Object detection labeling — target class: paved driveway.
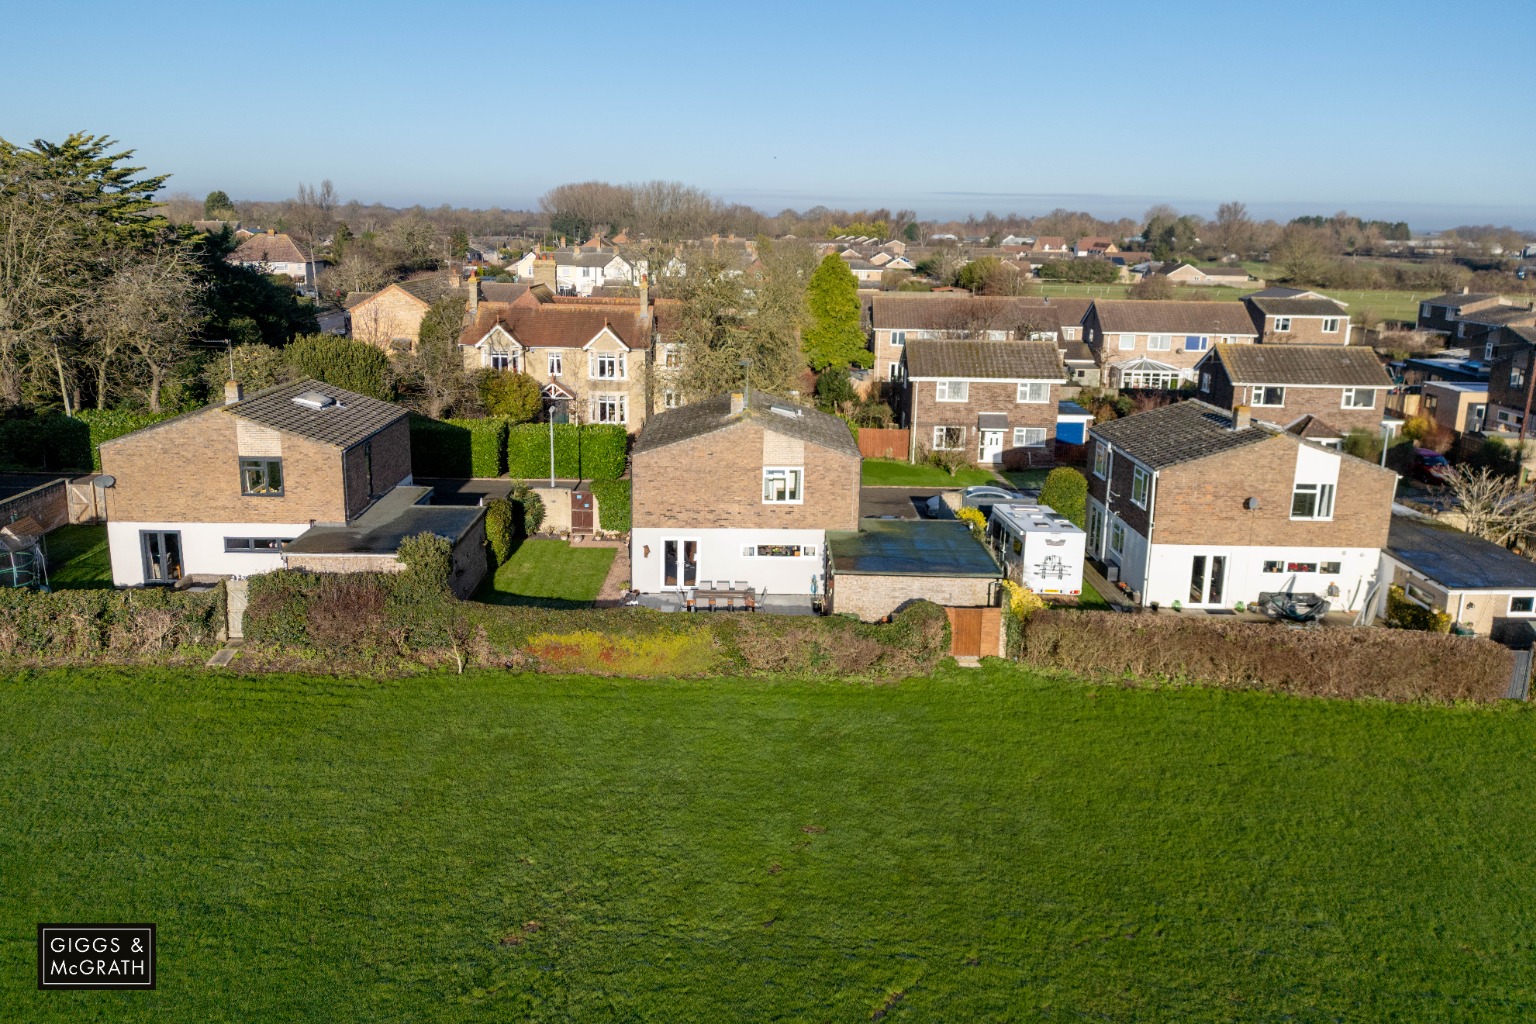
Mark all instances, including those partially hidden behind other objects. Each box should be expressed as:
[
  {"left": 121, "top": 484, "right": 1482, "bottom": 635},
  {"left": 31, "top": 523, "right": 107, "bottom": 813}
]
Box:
[{"left": 860, "top": 486, "right": 950, "bottom": 520}]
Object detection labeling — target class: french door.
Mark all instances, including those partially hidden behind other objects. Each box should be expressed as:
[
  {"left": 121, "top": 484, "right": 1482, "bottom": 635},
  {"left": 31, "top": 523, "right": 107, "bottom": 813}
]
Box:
[
  {"left": 662, "top": 538, "right": 699, "bottom": 590},
  {"left": 141, "top": 530, "right": 184, "bottom": 583},
  {"left": 1188, "top": 554, "right": 1226, "bottom": 607}
]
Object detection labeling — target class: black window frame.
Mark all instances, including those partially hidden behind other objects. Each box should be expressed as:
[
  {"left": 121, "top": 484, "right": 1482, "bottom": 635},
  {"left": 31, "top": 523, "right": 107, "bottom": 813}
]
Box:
[
  {"left": 224, "top": 537, "right": 289, "bottom": 553},
  {"left": 240, "top": 457, "right": 285, "bottom": 497}
]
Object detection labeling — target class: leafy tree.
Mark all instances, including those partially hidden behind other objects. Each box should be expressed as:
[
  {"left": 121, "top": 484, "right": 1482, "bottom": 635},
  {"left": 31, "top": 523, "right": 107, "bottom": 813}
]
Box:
[
  {"left": 1038, "top": 468, "right": 1087, "bottom": 528},
  {"left": 201, "top": 342, "right": 294, "bottom": 399},
  {"left": 450, "top": 227, "right": 469, "bottom": 261},
  {"left": 1038, "top": 259, "right": 1119, "bottom": 283},
  {"left": 902, "top": 222, "right": 921, "bottom": 242},
  {"left": 286, "top": 334, "right": 394, "bottom": 399},
  {"left": 190, "top": 228, "right": 318, "bottom": 344},
  {"left": 203, "top": 190, "right": 233, "bottom": 218},
  {"left": 1128, "top": 274, "right": 1176, "bottom": 300},
  {"left": 478, "top": 370, "right": 541, "bottom": 423},
  {"left": 814, "top": 366, "right": 857, "bottom": 412},
  {"left": 956, "top": 256, "right": 1001, "bottom": 293},
  {"left": 803, "top": 254, "right": 870, "bottom": 371},
  {"left": 483, "top": 497, "right": 516, "bottom": 565}
]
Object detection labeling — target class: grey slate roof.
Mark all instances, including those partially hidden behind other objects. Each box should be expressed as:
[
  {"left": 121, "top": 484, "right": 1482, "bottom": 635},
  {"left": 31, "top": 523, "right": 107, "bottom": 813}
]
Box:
[
  {"left": 1089, "top": 399, "right": 1274, "bottom": 470},
  {"left": 1089, "top": 300, "right": 1259, "bottom": 336},
  {"left": 477, "top": 281, "right": 531, "bottom": 303},
  {"left": 632, "top": 392, "right": 859, "bottom": 458},
  {"left": 1388, "top": 515, "right": 1536, "bottom": 591},
  {"left": 1211, "top": 344, "right": 1390, "bottom": 387},
  {"left": 1245, "top": 296, "right": 1350, "bottom": 317},
  {"left": 904, "top": 339, "right": 1063, "bottom": 380},
  {"left": 1458, "top": 305, "right": 1536, "bottom": 327},
  {"left": 396, "top": 277, "right": 453, "bottom": 304},
  {"left": 828, "top": 520, "right": 1002, "bottom": 578},
  {"left": 1423, "top": 292, "right": 1500, "bottom": 308},
  {"left": 226, "top": 379, "right": 407, "bottom": 449}
]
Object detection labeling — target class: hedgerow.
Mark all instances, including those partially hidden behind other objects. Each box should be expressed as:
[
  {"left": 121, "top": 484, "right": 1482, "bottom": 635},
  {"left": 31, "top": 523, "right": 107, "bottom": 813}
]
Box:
[
  {"left": 591, "top": 480, "right": 631, "bottom": 533},
  {"left": 0, "top": 585, "right": 225, "bottom": 659}
]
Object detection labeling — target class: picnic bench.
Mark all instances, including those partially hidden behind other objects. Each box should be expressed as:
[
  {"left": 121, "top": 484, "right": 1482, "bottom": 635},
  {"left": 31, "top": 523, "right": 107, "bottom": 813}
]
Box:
[{"left": 684, "top": 581, "right": 758, "bottom": 612}]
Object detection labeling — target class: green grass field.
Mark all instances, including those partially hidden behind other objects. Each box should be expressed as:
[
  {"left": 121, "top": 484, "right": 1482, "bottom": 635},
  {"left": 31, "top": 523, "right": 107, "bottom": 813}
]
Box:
[
  {"left": 43, "top": 523, "right": 112, "bottom": 589},
  {"left": 476, "top": 538, "right": 615, "bottom": 608},
  {"left": 862, "top": 458, "right": 997, "bottom": 487},
  {"left": 3, "top": 665, "right": 1535, "bottom": 1021}
]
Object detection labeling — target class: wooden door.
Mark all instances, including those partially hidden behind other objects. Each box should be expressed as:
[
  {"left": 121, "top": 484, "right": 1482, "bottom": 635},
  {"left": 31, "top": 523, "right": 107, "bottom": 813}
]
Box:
[
  {"left": 947, "top": 607, "right": 983, "bottom": 657},
  {"left": 571, "top": 490, "right": 594, "bottom": 532}
]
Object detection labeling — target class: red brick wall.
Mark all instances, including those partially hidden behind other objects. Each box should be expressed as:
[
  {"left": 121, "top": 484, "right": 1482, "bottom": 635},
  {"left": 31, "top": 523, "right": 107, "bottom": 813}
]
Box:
[{"left": 909, "top": 379, "right": 1057, "bottom": 460}]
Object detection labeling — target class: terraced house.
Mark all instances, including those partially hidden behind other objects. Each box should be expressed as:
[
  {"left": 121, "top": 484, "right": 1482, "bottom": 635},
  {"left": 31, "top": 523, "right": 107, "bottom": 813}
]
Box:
[
  {"left": 1194, "top": 344, "right": 1393, "bottom": 444},
  {"left": 1241, "top": 288, "right": 1353, "bottom": 344},
  {"left": 1082, "top": 299, "right": 1258, "bottom": 388},
  {"left": 866, "top": 294, "right": 1089, "bottom": 384},
  {"left": 1085, "top": 400, "right": 1396, "bottom": 613},
  {"left": 901, "top": 339, "right": 1064, "bottom": 466}
]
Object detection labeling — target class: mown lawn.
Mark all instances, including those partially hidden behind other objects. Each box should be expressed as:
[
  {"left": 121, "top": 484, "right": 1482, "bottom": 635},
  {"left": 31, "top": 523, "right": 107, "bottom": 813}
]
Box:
[
  {"left": 3, "top": 665, "right": 1536, "bottom": 1021},
  {"left": 862, "top": 457, "right": 996, "bottom": 487},
  {"left": 476, "top": 538, "right": 615, "bottom": 608},
  {"left": 43, "top": 523, "right": 112, "bottom": 589}
]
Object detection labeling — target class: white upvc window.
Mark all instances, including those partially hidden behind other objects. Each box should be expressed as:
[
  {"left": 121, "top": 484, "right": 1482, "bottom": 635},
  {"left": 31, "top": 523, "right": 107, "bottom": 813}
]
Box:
[
  {"left": 1109, "top": 519, "right": 1125, "bottom": 555},
  {"left": 933, "top": 426, "right": 965, "bottom": 450},
  {"left": 1016, "top": 381, "right": 1049, "bottom": 403},
  {"left": 590, "top": 352, "right": 627, "bottom": 380},
  {"left": 936, "top": 380, "right": 969, "bottom": 402},
  {"left": 1273, "top": 317, "right": 1292, "bottom": 332},
  {"left": 663, "top": 388, "right": 680, "bottom": 409},
  {"left": 1341, "top": 387, "right": 1376, "bottom": 409},
  {"left": 1290, "top": 482, "right": 1335, "bottom": 520},
  {"left": 1322, "top": 317, "right": 1341, "bottom": 333},
  {"left": 1253, "top": 385, "right": 1285, "bottom": 407},
  {"left": 547, "top": 353, "right": 562, "bottom": 376},
  {"left": 1117, "top": 333, "right": 1135, "bottom": 351},
  {"left": 1093, "top": 442, "right": 1108, "bottom": 478},
  {"left": 1131, "top": 465, "right": 1149, "bottom": 507},
  {"left": 890, "top": 331, "right": 906, "bottom": 347},
  {"left": 1013, "top": 427, "right": 1047, "bottom": 448},
  {"left": 1147, "top": 334, "right": 1172, "bottom": 352},
  {"left": 590, "top": 393, "right": 627, "bottom": 424},
  {"left": 762, "top": 466, "right": 804, "bottom": 504},
  {"left": 1419, "top": 302, "right": 1431, "bottom": 319},
  {"left": 489, "top": 351, "right": 513, "bottom": 371},
  {"left": 887, "top": 362, "right": 902, "bottom": 381},
  {"left": 1509, "top": 595, "right": 1536, "bottom": 616}
]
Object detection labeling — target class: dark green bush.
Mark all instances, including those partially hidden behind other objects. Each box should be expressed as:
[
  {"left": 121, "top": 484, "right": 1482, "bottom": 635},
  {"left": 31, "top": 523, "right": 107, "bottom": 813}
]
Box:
[
  {"left": 396, "top": 533, "right": 454, "bottom": 600},
  {"left": 510, "top": 482, "right": 545, "bottom": 536},
  {"left": 484, "top": 498, "right": 515, "bottom": 564},
  {"left": 591, "top": 480, "right": 631, "bottom": 532},
  {"left": 409, "top": 415, "right": 472, "bottom": 477},
  {"left": 445, "top": 417, "right": 507, "bottom": 477},
  {"left": 0, "top": 585, "right": 224, "bottom": 658},
  {"left": 0, "top": 412, "right": 91, "bottom": 472},
  {"left": 1385, "top": 585, "right": 1452, "bottom": 633},
  {"left": 286, "top": 334, "right": 395, "bottom": 399},
  {"left": 77, "top": 409, "right": 177, "bottom": 470},
  {"left": 1038, "top": 467, "right": 1087, "bottom": 527},
  {"left": 505, "top": 424, "right": 628, "bottom": 480}
]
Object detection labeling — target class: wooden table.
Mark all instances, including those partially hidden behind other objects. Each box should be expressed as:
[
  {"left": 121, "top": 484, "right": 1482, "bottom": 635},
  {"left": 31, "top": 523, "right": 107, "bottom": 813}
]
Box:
[{"left": 686, "top": 588, "right": 757, "bottom": 612}]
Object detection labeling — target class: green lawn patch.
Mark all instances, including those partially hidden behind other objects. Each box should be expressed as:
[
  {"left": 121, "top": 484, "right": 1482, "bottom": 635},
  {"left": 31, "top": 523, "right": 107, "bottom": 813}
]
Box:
[
  {"left": 476, "top": 538, "right": 615, "bottom": 608},
  {"left": 1071, "top": 582, "right": 1112, "bottom": 610},
  {"left": 2, "top": 665, "right": 1535, "bottom": 1020},
  {"left": 999, "top": 468, "right": 1051, "bottom": 490},
  {"left": 862, "top": 457, "right": 996, "bottom": 487},
  {"left": 43, "top": 524, "right": 112, "bottom": 590}
]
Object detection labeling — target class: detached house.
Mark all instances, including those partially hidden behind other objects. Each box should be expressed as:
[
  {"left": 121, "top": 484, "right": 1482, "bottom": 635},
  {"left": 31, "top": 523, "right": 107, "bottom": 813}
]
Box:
[
  {"left": 1194, "top": 344, "right": 1393, "bottom": 442},
  {"left": 902, "top": 340, "right": 1063, "bottom": 465},
  {"left": 226, "top": 230, "right": 320, "bottom": 283},
  {"left": 866, "top": 294, "right": 1088, "bottom": 384},
  {"left": 1085, "top": 400, "right": 1396, "bottom": 612},
  {"left": 630, "top": 392, "right": 860, "bottom": 598},
  {"left": 1082, "top": 300, "right": 1258, "bottom": 388},
  {"left": 1417, "top": 290, "right": 1510, "bottom": 335},
  {"left": 349, "top": 276, "right": 454, "bottom": 353},
  {"left": 554, "top": 248, "right": 635, "bottom": 296},
  {"left": 98, "top": 379, "right": 487, "bottom": 596},
  {"left": 1242, "top": 290, "right": 1352, "bottom": 344}
]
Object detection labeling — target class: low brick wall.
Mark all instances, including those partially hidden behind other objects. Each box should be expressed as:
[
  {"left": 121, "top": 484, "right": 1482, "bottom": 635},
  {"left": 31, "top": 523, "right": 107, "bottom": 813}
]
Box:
[
  {"left": 831, "top": 573, "right": 998, "bottom": 623},
  {"left": 531, "top": 486, "right": 571, "bottom": 533},
  {"left": 0, "top": 478, "right": 68, "bottom": 532}
]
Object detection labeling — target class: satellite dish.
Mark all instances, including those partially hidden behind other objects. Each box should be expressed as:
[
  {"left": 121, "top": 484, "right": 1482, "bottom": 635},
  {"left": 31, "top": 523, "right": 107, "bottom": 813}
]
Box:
[{"left": 95, "top": 475, "right": 116, "bottom": 488}]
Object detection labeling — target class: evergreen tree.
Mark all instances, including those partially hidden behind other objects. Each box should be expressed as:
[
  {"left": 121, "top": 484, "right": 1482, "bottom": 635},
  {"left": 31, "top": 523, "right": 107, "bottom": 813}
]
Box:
[
  {"left": 204, "top": 190, "right": 233, "bottom": 218},
  {"left": 802, "top": 254, "right": 871, "bottom": 371},
  {"left": 286, "top": 334, "right": 394, "bottom": 399},
  {"left": 1038, "top": 467, "right": 1087, "bottom": 528}
]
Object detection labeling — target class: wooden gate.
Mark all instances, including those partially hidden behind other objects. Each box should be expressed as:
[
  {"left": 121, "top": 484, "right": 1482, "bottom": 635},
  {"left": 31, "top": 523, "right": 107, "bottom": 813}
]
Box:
[
  {"left": 857, "top": 428, "right": 911, "bottom": 460},
  {"left": 946, "top": 606, "right": 1000, "bottom": 658},
  {"left": 571, "top": 490, "right": 594, "bottom": 532}
]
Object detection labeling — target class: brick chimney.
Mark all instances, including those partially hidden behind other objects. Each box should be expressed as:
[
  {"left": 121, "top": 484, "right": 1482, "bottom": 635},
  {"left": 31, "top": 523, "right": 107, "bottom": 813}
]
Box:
[
  {"left": 224, "top": 380, "right": 244, "bottom": 405},
  {"left": 1232, "top": 404, "right": 1251, "bottom": 431},
  {"left": 467, "top": 273, "right": 478, "bottom": 317},
  {"left": 730, "top": 392, "right": 746, "bottom": 415}
]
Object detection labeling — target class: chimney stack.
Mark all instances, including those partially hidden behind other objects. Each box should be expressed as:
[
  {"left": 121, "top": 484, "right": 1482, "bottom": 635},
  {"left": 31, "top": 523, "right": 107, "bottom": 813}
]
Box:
[
  {"left": 1232, "top": 404, "right": 1251, "bottom": 431},
  {"left": 730, "top": 392, "right": 746, "bottom": 415},
  {"left": 638, "top": 273, "right": 651, "bottom": 333},
  {"left": 225, "top": 380, "right": 244, "bottom": 405},
  {"left": 467, "top": 273, "right": 478, "bottom": 317}
]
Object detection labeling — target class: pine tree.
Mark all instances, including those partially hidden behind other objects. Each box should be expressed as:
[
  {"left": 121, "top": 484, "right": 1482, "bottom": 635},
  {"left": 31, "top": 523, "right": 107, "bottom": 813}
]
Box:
[{"left": 802, "top": 254, "right": 871, "bottom": 371}]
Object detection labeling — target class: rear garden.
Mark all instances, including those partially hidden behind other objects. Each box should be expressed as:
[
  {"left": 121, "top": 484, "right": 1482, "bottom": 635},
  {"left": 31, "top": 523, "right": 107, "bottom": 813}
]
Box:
[
  {"left": 2, "top": 664, "right": 1533, "bottom": 1021},
  {"left": 476, "top": 538, "right": 616, "bottom": 608}
]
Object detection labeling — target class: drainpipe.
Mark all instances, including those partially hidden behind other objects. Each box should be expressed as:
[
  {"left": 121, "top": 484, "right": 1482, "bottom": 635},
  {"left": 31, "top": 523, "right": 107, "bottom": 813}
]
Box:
[
  {"left": 1456, "top": 591, "right": 1466, "bottom": 631},
  {"left": 1141, "top": 469, "right": 1157, "bottom": 606}
]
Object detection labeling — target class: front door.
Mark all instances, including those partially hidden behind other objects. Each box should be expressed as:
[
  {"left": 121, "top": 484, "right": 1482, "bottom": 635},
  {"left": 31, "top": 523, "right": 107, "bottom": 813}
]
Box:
[
  {"left": 662, "top": 538, "right": 699, "bottom": 590},
  {"left": 979, "top": 429, "right": 1005, "bottom": 465},
  {"left": 141, "top": 530, "right": 183, "bottom": 584},
  {"left": 1188, "top": 554, "right": 1227, "bottom": 607},
  {"left": 572, "top": 490, "right": 593, "bottom": 532}
]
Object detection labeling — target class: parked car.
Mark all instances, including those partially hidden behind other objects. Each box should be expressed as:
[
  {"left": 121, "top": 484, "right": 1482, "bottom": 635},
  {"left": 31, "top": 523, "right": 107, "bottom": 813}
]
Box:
[
  {"left": 1411, "top": 448, "right": 1458, "bottom": 486},
  {"left": 960, "top": 485, "right": 1025, "bottom": 507}
]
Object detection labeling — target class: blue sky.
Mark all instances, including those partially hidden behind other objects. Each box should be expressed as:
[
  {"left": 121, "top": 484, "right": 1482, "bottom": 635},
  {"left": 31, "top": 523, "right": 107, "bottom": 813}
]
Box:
[{"left": 5, "top": 0, "right": 1534, "bottom": 228}]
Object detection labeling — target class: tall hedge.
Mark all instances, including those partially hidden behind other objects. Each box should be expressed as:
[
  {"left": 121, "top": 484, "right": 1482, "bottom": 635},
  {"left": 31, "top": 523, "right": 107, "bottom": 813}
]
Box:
[
  {"left": 506, "top": 423, "right": 628, "bottom": 480},
  {"left": 408, "top": 415, "right": 506, "bottom": 478},
  {"left": 591, "top": 480, "right": 631, "bottom": 532},
  {"left": 286, "top": 334, "right": 395, "bottom": 400},
  {"left": 77, "top": 409, "right": 178, "bottom": 471}
]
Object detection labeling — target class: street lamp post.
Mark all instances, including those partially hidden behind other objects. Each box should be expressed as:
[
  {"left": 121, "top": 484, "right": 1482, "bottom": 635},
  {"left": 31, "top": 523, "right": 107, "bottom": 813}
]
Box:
[{"left": 738, "top": 358, "right": 752, "bottom": 408}]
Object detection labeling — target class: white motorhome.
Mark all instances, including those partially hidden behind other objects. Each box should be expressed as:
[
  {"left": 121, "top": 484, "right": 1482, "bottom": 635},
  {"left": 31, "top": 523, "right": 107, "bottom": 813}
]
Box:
[{"left": 988, "top": 503, "right": 1085, "bottom": 597}]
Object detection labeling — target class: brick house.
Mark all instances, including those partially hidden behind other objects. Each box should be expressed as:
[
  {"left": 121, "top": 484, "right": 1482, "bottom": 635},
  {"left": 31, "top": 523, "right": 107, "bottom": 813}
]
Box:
[
  {"left": 226, "top": 230, "right": 320, "bottom": 283},
  {"left": 902, "top": 339, "right": 1063, "bottom": 465},
  {"left": 98, "top": 379, "right": 487, "bottom": 595},
  {"left": 458, "top": 287, "right": 667, "bottom": 430},
  {"left": 1482, "top": 326, "right": 1536, "bottom": 433},
  {"left": 1194, "top": 344, "right": 1393, "bottom": 442},
  {"left": 866, "top": 294, "right": 1088, "bottom": 385},
  {"left": 349, "top": 276, "right": 454, "bottom": 353},
  {"left": 629, "top": 391, "right": 860, "bottom": 598},
  {"left": 1082, "top": 300, "right": 1258, "bottom": 388},
  {"left": 1242, "top": 290, "right": 1352, "bottom": 344},
  {"left": 1155, "top": 263, "right": 1260, "bottom": 288},
  {"left": 1417, "top": 290, "right": 1510, "bottom": 335},
  {"left": 1085, "top": 400, "right": 1396, "bottom": 612}
]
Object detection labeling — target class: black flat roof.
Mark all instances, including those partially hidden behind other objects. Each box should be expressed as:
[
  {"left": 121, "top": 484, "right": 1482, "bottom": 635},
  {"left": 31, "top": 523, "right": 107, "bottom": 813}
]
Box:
[
  {"left": 828, "top": 520, "right": 1001, "bottom": 577},
  {"left": 284, "top": 485, "right": 484, "bottom": 555},
  {"left": 1387, "top": 515, "right": 1536, "bottom": 591}
]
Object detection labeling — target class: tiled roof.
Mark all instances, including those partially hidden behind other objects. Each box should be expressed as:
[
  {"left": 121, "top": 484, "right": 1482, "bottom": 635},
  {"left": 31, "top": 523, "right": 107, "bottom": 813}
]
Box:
[
  {"left": 1458, "top": 305, "right": 1536, "bottom": 327},
  {"left": 1388, "top": 514, "right": 1536, "bottom": 590},
  {"left": 1089, "top": 300, "right": 1259, "bottom": 336},
  {"left": 1288, "top": 414, "right": 1343, "bottom": 440},
  {"left": 1245, "top": 296, "right": 1350, "bottom": 317},
  {"left": 1211, "top": 344, "right": 1390, "bottom": 387},
  {"left": 904, "top": 339, "right": 1063, "bottom": 380},
  {"left": 1060, "top": 341, "right": 1096, "bottom": 363},
  {"left": 229, "top": 232, "right": 308, "bottom": 265},
  {"left": 225, "top": 379, "right": 407, "bottom": 449},
  {"left": 1089, "top": 399, "right": 1274, "bottom": 470},
  {"left": 397, "top": 277, "right": 453, "bottom": 303},
  {"left": 1197, "top": 265, "right": 1251, "bottom": 277},
  {"left": 870, "top": 294, "right": 1089, "bottom": 331},
  {"left": 555, "top": 250, "right": 625, "bottom": 268},
  {"left": 477, "top": 281, "right": 532, "bottom": 303},
  {"left": 1245, "top": 286, "right": 1331, "bottom": 301},
  {"left": 633, "top": 392, "right": 859, "bottom": 457},
  {"left": 1422, "top": 292, "right": 1500, "bottom": 308},
  {"left": 460, "top": 298, "right": 655, "bottom": 350}
]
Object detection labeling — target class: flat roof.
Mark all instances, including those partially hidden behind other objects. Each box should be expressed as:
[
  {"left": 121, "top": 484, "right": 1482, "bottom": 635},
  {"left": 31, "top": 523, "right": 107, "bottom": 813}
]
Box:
[
  {"left": 284, "top": 485, "right": 485, "bottom": 555},
  {"left": 1387, "top": 514, "right": 1536, "bottom": 591},
  {"left": 991, "top": 503, "right": 1084, "bottom": 536},
  {"left": 827, "top": 520, "right": 1002, "bottom": 578},
  {"left": 1422, "top": 381, "right": 1489, "bottom": 393}
]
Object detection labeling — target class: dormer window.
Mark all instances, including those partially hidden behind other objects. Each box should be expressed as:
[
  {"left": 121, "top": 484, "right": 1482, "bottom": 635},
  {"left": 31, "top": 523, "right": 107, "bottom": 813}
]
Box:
[{"left": 591, "top": 352, "right": 626, "bottom": 379}]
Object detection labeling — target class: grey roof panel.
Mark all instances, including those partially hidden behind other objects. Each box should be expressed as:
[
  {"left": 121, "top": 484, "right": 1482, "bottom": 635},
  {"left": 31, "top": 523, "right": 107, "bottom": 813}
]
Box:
[
  {"left": 1213, "top": 344, "right": 1391, "bottom": 387},
  {"left": 285, "top": 485, "right": 485, "bottom": 554},
  {"left": 227, "top": 378, "right": 407, "bottom": 449},
  {"left": 828, "top": 520, "right": 1002, "bottom": 577},
  {"left": 1388, "top": 515, "right": 1536, "bottom": 590},
  {"left": 633, "top": 392, "right": 859, "bottom": 457},
  {"left": 905, "top": 339, "right": 1063, "bottom": 380},
  {"left": 1089, "top": 399, "right": 1274, "bottom": 469}
]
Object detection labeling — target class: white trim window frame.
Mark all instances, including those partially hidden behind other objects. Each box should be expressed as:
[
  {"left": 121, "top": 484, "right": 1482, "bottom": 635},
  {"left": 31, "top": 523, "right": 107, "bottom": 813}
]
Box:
[
  {"left": 1117, "top": 333, "right": 1135, "bottom": 351},
  {"left": 1147, "top": 334, "right": 1172, "bottom": 352},
  {"left": 1290, "top": 482, "right": 1335, "bottom": 520},
  {"left": 1013, "top": 427, "right": 1047, "bottom": 448},
  {"left": 1093, "top": 442, "right": 1108, "bottom": 479},
  {"left": 1016, "top": 381, "right": 1049, "bottom": 403},
  {"left": 489, "top": 351, "right": 512, "bottom": 372},
  {"left": 1109, "top": 518, "right": 1125, "bottom": 555},
  {"left": 1273, "top": 317, "right": 1292, "bottom": 332},
  {"left": 1322, "top": 317, "right": 1341, "bottom": 333},
  {"left": 590, "top": 393, "right": 627, "bottom": 425},
  {"left": 1130, "top": 465, "right": 1149, "bottom": 508},
  {"left": 1341, "top": 387, "right": 1376, "bottom": 409},
  {"left": 1200, "top": 371, "right": 1211, "bottom": 393},
  {"left": 590, "top": 351, "right": 627, "bottom": 380},
  {"left": 1184, "top": 335, "right": 1209, "bottom": 352},
  {"left": 936, "top": 380, "right": 970, "bottom": 402},
  {"left": 762, "top": 466, "right": 804, "bottom": 504},
  {"left": 1253, "top": 385, "right": 1285, "bottom": 407},
  {"left": 1509, "top": 594, "right": 1536, "bottom": 616},
  {"left": 547, "top": 352, "right": 563, "bottom": 377},
  {"left": 933, "top": 426, "right": 965, "bottom": 450},
  {"left": 890, "top": 330, "right": 906, "bottom": 347}
]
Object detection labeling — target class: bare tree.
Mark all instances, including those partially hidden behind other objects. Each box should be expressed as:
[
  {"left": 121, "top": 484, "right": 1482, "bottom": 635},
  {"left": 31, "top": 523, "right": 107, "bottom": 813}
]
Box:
[
  {"left": 1450, "top": 467, "right": 1536, "bottom": 548},
  {"left": 102, "top": 245, "right": 207, "bottom": 411}
]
